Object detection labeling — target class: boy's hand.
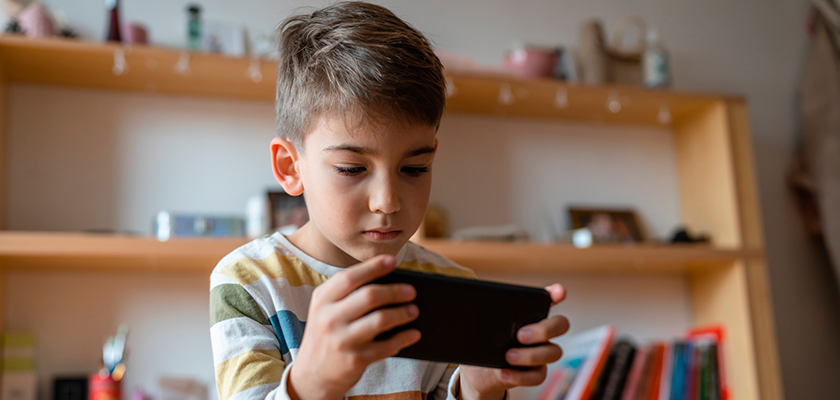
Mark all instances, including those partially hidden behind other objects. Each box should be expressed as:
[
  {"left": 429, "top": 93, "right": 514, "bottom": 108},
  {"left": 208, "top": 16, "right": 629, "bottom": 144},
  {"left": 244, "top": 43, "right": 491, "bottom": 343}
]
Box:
[
  {"left": 460, "top": 284, "right": 570, "bottom": 400},
  {"left": 288, "top": 255, "right": 421, "bottom": 400}
]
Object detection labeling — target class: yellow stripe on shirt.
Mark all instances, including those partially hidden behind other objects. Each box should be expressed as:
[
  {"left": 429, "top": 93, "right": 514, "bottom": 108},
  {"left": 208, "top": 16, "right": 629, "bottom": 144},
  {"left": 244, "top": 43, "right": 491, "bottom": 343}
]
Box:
[
  {"left": 215, "top": 349, "right": 285, "bottom": 400},
  {"left": 219, "top": 253, "right": 329, "bottom": 287}
]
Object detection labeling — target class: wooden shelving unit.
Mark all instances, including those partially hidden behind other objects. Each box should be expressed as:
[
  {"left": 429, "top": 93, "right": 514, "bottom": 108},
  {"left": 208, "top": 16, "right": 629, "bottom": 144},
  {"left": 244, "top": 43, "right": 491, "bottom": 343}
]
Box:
[{"left": 0, "top": 37, "right": 782, "bottom": 400}]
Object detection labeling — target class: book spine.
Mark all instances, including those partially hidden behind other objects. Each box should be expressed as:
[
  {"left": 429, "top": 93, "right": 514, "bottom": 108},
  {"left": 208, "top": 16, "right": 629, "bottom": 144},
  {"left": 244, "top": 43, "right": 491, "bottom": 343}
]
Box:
[
  {"left": 620, "top": 347, "right": 649, "bottom": 400},
  {"left": 602, "top": 341, "right": 636, "bottom": 400}
]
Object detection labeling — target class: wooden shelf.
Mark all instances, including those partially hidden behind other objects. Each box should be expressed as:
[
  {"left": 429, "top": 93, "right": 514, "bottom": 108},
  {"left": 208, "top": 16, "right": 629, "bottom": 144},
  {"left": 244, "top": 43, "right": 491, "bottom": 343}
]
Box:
[
  {"left": 0, "top": 231, "right": 247, "bottom": 272},
  {"left": 418, "top": 239, "right": 762, "bottom": 273},
  {"left": 0, "top": 231, "right": 760, "bottom": 273},
  {"left": 0, "top": 36, "right": 739, "bottom": 126}
]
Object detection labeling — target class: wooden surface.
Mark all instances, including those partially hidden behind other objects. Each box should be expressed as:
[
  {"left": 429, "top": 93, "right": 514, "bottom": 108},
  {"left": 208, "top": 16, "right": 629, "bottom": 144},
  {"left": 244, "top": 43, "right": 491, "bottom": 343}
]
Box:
[
  {"left": 726, "top": 100, "right": 784, "bottom": 400},
  {"left": 445, "top": 71, "right": 724, "bottom": 126},
  {"left": 0, "top": 36, "right": 742, "bottom": 127},
  {"left": 419, "top": 239, "right": 762, "bottom": 273},
  {"left": 673, "top": 102, "right": 742, "bottom": 247},
  {"left": 0, "top": 231, "right": 763, "bottom": 273},
  {"left": 0, "top": 56, "right": 6, "bottom": 230},
  {"left": 0, "top": 231, "right": 247, "bottom": 272},
  {"left": 0, "top": 36, "right": 276, "bottom": 101},
  {"left": 690, "top": 261, "right": 760, "bottom": 400}
]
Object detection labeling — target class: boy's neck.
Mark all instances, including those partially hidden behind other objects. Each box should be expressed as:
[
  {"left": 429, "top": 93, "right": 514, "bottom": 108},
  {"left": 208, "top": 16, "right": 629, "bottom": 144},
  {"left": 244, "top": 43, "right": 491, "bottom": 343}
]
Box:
[{"left": 286, "top": 222, "right": 362, "bottom": 268}]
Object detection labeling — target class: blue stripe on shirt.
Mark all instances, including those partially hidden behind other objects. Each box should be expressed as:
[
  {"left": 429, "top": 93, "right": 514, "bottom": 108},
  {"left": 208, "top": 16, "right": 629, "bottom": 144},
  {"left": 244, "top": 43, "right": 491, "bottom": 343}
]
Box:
[{"left": 269, "top": 310, "right": 306, "bottom": 354}]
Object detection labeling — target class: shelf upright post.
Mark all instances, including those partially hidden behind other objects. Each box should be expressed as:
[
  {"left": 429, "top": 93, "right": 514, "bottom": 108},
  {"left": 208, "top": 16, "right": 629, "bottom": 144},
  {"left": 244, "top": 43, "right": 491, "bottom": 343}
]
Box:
[
  {"left": 0, "top": 45, "right": 7, "bottom": 230},
  {"left": 724, "top": 99, "right": 784, "bottom": 400}
]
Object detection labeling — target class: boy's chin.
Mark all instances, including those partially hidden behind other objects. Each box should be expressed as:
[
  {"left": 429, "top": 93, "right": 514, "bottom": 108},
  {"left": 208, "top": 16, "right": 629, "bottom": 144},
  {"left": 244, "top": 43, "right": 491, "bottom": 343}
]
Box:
[{"left": 345, "top": 237, "right": 408, "bottom": 261}]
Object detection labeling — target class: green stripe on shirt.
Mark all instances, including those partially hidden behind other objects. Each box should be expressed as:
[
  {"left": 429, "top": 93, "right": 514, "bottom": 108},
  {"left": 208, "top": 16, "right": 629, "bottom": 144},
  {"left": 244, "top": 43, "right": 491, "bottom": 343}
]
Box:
[{"left": 210, "top": 283, "right": 270, "bottom": 326}]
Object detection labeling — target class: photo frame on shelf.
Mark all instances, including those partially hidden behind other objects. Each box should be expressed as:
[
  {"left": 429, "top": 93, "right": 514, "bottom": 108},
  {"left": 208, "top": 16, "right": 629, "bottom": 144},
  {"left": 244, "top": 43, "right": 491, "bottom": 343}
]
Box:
[
  {"left": 568, "top": 207, "right": 645, "bottom": 244},
  {"left": 267, "top": 191, "right": 309, "bottom": 233}
]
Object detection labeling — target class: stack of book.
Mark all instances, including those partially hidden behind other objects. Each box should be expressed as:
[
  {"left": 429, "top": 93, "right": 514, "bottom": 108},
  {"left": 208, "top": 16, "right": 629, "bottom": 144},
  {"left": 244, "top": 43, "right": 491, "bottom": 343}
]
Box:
[{"left": 535, "top": 325, "right": 729, "bottom": 400}]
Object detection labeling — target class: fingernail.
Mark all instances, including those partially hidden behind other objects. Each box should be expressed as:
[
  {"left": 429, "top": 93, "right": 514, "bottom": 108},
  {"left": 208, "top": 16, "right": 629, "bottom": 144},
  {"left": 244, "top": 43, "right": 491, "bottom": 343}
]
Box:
[
  {"left": 507, "top": 350, "right": 519, "bottom": 363},
  {"left": 402, "top": 285, "right": 415, "bottom": 297},
  {"left": 407, "top": 304, "right": 418, "bottom": 317},
  {"left": 519, "top": 328, "right": 532, "bottom": 343}
]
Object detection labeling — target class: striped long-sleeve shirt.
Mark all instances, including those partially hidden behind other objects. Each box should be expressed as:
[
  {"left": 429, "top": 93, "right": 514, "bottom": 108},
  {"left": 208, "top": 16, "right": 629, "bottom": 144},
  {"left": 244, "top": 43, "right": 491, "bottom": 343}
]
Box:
[{"left": 210, "top": 232, "right": 476, "bottom": 400}]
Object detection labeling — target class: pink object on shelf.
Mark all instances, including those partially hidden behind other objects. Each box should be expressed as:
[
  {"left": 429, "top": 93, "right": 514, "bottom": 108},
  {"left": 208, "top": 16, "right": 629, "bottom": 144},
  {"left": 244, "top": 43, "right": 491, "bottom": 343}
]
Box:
[
  {"left": 18, "top": 3, "right": 55, "bottom": 38},
  {"left": 121, "top": 22, "right": 149, "bottom": 45},
  {"left": 503, "top": 47, "right": 558, "bottom": 78}
]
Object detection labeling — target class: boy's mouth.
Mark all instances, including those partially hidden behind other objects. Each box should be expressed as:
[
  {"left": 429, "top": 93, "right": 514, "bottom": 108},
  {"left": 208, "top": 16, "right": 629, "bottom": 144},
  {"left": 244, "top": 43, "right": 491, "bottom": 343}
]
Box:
[{"left": 363, "top": 228, "right": 401, "bottom": 241}]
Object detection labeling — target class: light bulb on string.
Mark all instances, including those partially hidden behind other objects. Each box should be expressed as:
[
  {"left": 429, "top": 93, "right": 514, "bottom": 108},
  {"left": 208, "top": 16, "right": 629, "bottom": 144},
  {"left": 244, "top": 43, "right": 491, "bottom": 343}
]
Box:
[
  {"left": 657, "top": 104, "right": 672, "bottom": 125},
  {"left": 445, "top": 76, "right": 457, "bottom": 98},
  {"left": 606, "top": 91, "right": 621, "bottom": 113},
  {"left": 112, "top": 48, "right": 128, "bottom": 76},
  {"left": 247, "top": 57, "right": 263, "bottom": 83},
  {"left": 498, "top": 83, "right": 515, "bottom": 105},
  {"left": 554, "top": 87, "right": 568, "bottom": 109},
  {"left": 174, "top": 51, "right": 191, "bottom": 76}
]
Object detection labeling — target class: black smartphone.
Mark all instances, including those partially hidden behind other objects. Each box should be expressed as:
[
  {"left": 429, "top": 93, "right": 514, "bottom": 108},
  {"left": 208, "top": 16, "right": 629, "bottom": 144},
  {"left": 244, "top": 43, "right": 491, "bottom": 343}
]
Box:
[{"left": 370, "top": 269, "right": 552, "bottom": 369}]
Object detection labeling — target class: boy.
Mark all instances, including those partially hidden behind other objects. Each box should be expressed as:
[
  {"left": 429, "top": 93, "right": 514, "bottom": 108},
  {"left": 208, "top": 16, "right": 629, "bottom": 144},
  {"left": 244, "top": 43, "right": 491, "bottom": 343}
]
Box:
[{"left": 209, "top": 2, "right": 570, "bottom": 400}]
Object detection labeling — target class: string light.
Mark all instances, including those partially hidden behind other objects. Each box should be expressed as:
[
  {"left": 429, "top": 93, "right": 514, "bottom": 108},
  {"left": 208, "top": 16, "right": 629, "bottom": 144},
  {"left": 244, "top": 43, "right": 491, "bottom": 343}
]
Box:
[
  {"left": 554, "top": 87, "right": 568, "bottom": 109},
  {"left": 247, "top": 57, "right": 263, "bottom": 83},
  {"left": 498, "top": 83, "right": 514, "bottom": 105},
  {"left": 174, "top": 51, "right": 191, "bottom": 76},
  {"left": 606, "top": 91, "right": 621, "bottom": 113},
  {"left": 112, "top": 48, "right": 128, "bottom": 76},
  {"left": 657, "top": 104, "right": 672, "bottom": 125}
]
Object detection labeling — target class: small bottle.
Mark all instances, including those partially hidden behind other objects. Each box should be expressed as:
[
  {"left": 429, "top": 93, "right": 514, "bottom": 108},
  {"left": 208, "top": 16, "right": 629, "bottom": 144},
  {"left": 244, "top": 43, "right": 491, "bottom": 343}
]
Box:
[
  {"left": 187, "top": 5, "right": 202, "bottom": 51},
  {"left": 643, "top": 27, "right": 670, "bottom": 88},
  {"left": 105, "top": 0, "right": 121, "bottom": 42}
]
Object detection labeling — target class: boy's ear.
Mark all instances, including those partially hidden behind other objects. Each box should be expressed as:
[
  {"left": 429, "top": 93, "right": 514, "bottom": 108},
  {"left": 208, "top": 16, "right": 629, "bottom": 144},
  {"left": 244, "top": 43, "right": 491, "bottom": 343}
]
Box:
[{"left": 270, "top": 137, "right": 304, "bottom": 196}]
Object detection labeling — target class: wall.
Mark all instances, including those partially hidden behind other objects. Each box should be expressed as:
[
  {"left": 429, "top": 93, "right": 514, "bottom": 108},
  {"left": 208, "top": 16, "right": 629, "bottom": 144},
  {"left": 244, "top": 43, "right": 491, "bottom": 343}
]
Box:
[{"left": 4, "top": 0, "right": 840, "bottom": 399}]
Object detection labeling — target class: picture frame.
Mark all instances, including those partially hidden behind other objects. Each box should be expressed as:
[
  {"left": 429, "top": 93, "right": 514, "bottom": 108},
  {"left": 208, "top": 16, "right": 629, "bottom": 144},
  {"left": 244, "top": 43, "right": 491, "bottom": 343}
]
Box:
[
  {"left": 568, "top": 208, "right": 645, "bottom": 244},
  {"left": 267, "top": 191, "right": 309, "bottom": 232}
]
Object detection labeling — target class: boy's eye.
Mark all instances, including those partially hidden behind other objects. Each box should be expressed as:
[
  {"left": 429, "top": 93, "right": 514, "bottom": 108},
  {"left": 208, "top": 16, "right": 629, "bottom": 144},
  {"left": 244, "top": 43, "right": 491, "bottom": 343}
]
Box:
[
  {"left": 334, "top": 166, "right": 366, "bottom": 176},
  {"left": 402, "top": 166, "right": 429, "bottom": 177}
]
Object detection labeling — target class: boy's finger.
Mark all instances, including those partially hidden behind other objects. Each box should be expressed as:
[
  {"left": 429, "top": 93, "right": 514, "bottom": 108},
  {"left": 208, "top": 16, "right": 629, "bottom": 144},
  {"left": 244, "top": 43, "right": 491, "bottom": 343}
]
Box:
[
  {"left": 505, "top": 344, "right": 563, "bottom": 367},
  {"left": 544, "top": 284, "right": 566, "bottom": 306},
  {"left": 339, "top": 283, "right": 416, "bottom": 322},
  {"left": 497, "top": 365, "right": 547, "bottom": 387},
  {"left": 320, "top": 255, "right": 396, "bottom": 302},
  {"left": 363, "top": 328, "right": 421, "bottom": 361},
  {"left": 517, "top": 315, "right": 570, "bottom": 345},
  {"left": 347, "top": 303, "right": 419, "bottom": 343}
]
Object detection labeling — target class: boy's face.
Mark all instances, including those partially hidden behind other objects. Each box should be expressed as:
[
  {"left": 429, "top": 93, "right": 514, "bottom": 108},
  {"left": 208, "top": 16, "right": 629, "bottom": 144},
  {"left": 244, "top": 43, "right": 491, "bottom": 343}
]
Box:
[{"left": 291, "top": 115, "right": 437, "bottom": 267}]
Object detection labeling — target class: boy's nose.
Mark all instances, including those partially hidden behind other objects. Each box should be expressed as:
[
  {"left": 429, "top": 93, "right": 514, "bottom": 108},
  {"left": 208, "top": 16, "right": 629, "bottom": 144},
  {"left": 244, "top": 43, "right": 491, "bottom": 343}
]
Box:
[{"left": 369, "top": 175, "right": 401, "bottom": 214}]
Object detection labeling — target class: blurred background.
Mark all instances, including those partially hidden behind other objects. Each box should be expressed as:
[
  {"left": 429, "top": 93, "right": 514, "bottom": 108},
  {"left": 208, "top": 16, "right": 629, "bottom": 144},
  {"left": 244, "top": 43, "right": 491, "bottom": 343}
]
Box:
[{"left": 1, "top": 1, "right": 839, "bottom": 400}]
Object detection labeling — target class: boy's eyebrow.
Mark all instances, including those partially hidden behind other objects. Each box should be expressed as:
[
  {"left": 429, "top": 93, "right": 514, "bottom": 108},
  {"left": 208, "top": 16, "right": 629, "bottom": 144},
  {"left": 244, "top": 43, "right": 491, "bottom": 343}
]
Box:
[
  {"left": 323, "top": 144, "right": 373, "bottom": 155},
  {"left": 404, "top": 146, "right": 436, "bottom": 158},
  {"left": 323, "top": 145, "right": 436, "bottom": 158}
]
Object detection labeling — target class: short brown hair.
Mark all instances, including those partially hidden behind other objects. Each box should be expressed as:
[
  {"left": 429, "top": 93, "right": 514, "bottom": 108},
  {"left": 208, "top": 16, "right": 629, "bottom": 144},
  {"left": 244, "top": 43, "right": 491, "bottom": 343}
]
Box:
[{"left": 275, "top": 1, "right": 446, "bottom": 146}]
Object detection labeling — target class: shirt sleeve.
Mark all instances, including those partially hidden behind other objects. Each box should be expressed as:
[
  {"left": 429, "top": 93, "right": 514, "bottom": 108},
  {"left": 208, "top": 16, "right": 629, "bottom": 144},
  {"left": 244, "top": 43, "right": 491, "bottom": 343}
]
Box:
[
  {"left": 210, "top": 276, "right": 295, "bottom": 400},
  {"left": 430, "top": 364, "right": 461, "bottom": 400}
]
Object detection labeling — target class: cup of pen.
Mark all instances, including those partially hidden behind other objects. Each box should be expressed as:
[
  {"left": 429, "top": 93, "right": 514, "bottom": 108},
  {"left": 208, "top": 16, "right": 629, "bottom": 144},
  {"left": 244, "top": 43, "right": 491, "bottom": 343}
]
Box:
[
  {"left": 90, "top": 325, "right": 129, "bottom": 400},
  {"left": 89, "top": 371, "right": 121, "bottom": 400}
]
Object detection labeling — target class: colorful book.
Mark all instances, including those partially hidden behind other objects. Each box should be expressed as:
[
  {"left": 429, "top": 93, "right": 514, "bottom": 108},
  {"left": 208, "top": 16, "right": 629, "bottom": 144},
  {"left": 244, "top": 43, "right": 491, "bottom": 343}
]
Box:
[
  {"left": 597, "top": 339, "right": 636, "bottom": 400},
  {"left": 644, "top": 343, "right": 666, "bottom": 400},
  {"left": 687, "top": 326, "right": 728, "bottom": 400},
  {"left": 620, "top": 346, "right": 649, "bottom": 400},
  {"left": 535, "top": 369, "right": 568, "bottom": 400},
  {"left": 558, "top": 325, "right": 616, "bottom": 400}
]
